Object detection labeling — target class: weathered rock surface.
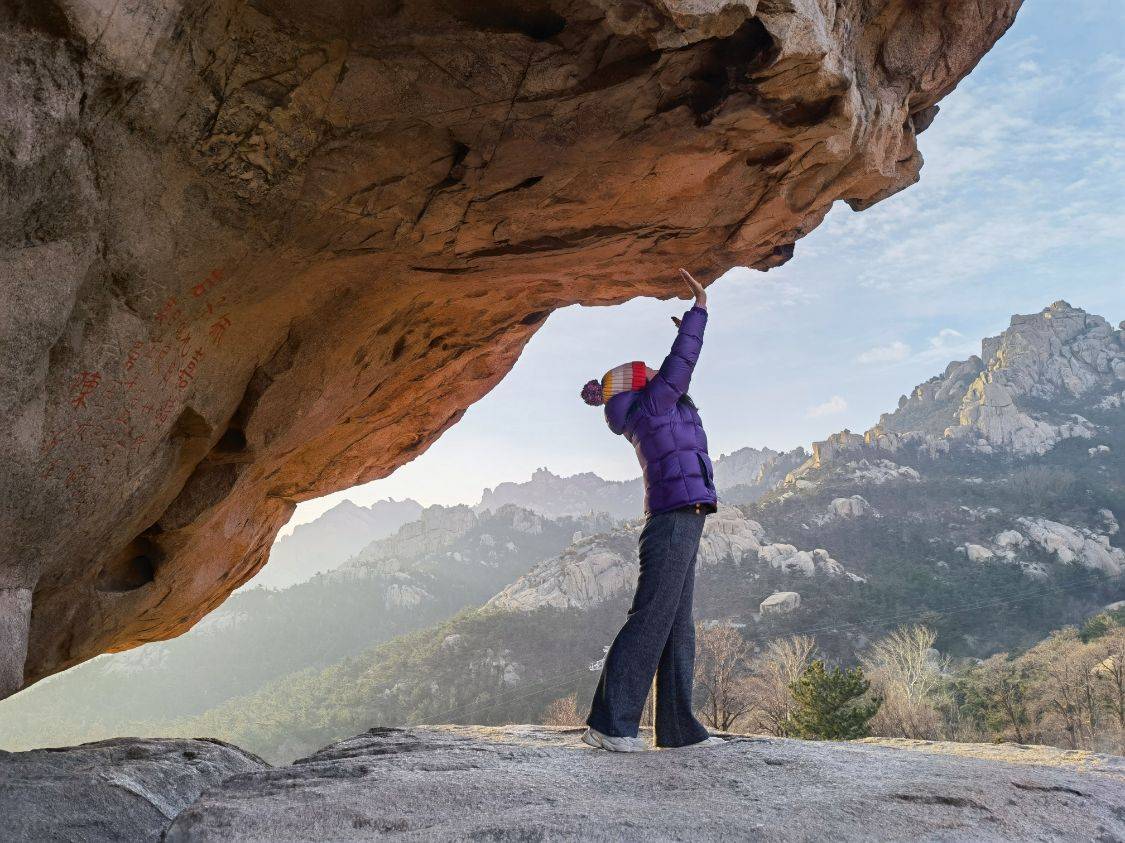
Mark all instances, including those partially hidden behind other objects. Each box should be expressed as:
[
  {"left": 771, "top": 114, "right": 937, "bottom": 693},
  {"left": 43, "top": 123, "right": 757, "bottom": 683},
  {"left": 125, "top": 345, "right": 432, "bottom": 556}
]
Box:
[
  {"left": 1016, "top": 516, "right": 1125, "bottom": 576},
  {"left": 0, "top": 736, "right": 266, "bottom": 842},
  {"left": 164, "top": 725, "right": 1125, "bottom": 841},
  {"left": 0, "top": 0, "right": 1022, "bottom": 694}
]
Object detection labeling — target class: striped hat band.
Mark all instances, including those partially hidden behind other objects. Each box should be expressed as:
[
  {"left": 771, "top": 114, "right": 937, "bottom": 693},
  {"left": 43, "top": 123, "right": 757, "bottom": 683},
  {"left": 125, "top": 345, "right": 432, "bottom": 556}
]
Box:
[{"left": 601, "top": 361, "right": 649, "bottom": 402}]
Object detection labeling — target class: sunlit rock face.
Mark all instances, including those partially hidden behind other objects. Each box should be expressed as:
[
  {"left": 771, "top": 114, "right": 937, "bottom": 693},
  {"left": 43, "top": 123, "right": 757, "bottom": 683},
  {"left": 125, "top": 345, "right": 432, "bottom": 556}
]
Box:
[
  {"left": 0, "top": 0, "right": 1020, "bottom": 695},
  {"left": 786, "top": 302, "right": 1125, "bottom": 489}
]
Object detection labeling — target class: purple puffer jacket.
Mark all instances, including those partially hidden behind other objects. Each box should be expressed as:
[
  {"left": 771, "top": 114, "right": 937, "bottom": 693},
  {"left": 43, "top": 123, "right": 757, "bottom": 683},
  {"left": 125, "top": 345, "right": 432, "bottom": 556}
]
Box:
[{"left": 604, "top": 306, "right": 718, "bottom": 515}]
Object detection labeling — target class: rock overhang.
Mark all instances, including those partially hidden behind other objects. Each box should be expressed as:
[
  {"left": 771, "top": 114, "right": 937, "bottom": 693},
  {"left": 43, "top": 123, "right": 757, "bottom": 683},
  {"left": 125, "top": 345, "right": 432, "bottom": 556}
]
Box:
[{"left": 0, "top": 0, "right": 1022, "bottom": 695}]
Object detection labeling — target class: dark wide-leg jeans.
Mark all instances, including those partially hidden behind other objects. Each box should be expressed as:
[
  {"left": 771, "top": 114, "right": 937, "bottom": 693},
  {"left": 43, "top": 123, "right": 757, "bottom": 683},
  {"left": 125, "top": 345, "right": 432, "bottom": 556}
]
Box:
[{"left": 586, "top": 507, "right": 710, "bottom": 748}]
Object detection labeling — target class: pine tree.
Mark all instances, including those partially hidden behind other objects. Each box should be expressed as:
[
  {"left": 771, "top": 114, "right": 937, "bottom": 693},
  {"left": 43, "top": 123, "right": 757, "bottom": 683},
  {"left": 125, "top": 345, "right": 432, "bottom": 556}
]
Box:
[{"left": 785, "top": 660, "right": 882, "bottom": 740}]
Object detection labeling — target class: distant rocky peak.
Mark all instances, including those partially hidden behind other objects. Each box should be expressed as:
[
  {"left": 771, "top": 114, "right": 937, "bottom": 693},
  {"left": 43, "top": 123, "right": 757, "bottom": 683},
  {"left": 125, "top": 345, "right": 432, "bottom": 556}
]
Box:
[
  {"left": 982, "top": 301, "right": 1124, "bottom": 397},
  {"left": 788, "top": 303, "right": 1123, "bottom": 485},
  {"left": 476, "top": 468, "right": 642, "bottom": 520},
  {"left": 342, "top": 504, "right": 479, "bottom": 571},
  {"left": 486, "top": 504, "right": 546, "bottom": 535}
]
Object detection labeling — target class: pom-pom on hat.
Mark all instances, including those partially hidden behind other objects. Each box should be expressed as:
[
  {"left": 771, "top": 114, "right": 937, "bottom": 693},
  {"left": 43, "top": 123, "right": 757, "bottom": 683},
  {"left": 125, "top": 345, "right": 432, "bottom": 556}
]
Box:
[
  {"left": 581, "top": 380, "right": 604, "bottom": 406},
  {"left": 581, "top": 361, "right": 648, "bottom": 407}
]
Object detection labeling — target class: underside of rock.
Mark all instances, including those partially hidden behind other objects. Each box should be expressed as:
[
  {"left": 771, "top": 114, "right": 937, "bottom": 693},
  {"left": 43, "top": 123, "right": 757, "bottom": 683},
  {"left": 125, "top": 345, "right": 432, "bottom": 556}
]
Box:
[{"left": 0, "top": 0, "right": 1021, "bottom": 694}]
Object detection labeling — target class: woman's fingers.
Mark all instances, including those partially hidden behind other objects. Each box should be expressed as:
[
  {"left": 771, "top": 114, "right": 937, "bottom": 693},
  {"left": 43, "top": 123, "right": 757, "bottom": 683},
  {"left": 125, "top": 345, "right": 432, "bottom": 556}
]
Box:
[{"left": 678, "top": 268, "right": 706, "bottom": 308}]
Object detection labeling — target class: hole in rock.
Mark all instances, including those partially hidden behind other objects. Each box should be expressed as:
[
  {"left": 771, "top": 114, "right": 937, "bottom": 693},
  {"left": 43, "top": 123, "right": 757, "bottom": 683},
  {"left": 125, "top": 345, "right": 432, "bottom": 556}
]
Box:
[
  {"left": 448, "top": 0, "right": 566, "bottom": 41},
  {"left": 689, "top": 18, "right": 778, "bottom": 125},
  {"left": 96, "top": 536, "right": 163, "bottom": 593},
  {"left": 158, "top": 462, "right": 242, "bottom": 531},
  {"left": 6, "top": 0, "right": 76, "bottom": 40},
  {"left": 213, "top": 427, "right": 248, "bottom": 456},
  {"left": 745, "top": 142, "right": 793, "bottom": 167},
  {"left": 771, "top": 94, "right": 840, "bottom": 128},
  {"left": 171, "top": 406, "right": 212, "bottom": 440}
]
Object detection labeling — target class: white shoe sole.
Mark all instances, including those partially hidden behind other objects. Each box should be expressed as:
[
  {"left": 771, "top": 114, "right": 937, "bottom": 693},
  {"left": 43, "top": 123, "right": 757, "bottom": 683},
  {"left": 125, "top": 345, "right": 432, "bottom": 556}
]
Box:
[
  {"left": 581, "top": 728, "right": 647, "bottom": 752},
  {"left": 676, "top": 736, "right": 726, "bottom": 749}
]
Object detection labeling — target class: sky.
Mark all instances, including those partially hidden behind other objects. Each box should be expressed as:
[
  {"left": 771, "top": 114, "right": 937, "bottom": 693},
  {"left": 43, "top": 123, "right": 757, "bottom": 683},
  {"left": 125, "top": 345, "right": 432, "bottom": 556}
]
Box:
[{"left": 284, "top": 2, "right": 1124, "bottom": 533}]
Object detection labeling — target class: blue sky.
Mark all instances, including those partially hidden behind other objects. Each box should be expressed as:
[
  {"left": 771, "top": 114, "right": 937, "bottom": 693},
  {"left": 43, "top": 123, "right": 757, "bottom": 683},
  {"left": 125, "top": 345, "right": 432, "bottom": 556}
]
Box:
[{"left": 286, "top": 1, "right": 1124, "bottom": 531}]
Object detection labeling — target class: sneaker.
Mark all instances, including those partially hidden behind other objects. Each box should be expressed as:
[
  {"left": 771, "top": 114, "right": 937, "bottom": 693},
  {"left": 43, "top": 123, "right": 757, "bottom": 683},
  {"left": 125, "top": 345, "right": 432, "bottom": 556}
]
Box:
[
  {"left": 677, "top": 736, "right": 727, "bottom": 749},
  {"left": 581, "top": 727, "right": 648, "bottom": 753}
]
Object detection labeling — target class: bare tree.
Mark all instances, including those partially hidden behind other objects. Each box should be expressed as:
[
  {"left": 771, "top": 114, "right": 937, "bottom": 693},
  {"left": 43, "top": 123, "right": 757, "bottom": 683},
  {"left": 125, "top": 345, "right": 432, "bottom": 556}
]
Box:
[
  {"left": 864, "top": 626, "right": 949, "bottom": 700},
  {"left": 694, "top": 623, "right": 756, "bottom": 731},
  {"left": 862, "top": 625, "right": 949, "bottom": 739},
  {"left": 747, "top": 634, "right": 816, "bottom": 736},
  {"left": 542, "top": 693, "right": 585, "bottom": 727},
  {"left": 1028, "top": 629, "right": 1103, "bottom": 750},
  {"left": 1091, "top": 627, "right": 1125, "bottom": 754}
]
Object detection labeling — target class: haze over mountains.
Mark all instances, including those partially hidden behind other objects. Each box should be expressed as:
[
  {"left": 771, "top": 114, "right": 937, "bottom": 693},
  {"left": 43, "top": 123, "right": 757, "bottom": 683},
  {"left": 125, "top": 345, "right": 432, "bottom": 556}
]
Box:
[
  {"left": 254, "top": 498, "right": 424, "bottom": 589},
  {"left": 257, "top": 446, "right": 807, "bottom": 588},
  {"left": 1, "top": 302, "right": 1121, "bottom": 762}
]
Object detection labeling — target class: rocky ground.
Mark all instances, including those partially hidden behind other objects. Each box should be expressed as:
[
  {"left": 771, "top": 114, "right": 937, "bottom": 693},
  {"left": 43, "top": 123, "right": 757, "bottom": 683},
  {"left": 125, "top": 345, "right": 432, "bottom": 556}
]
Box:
[
  {"left": 5, "top": 725, "right": 1120, "bottom": 842},
  {"left": 0, "top": 736, "right": 265, "bottom": 842},
  {"left": 165, "top": 727, "right": 1125, "bottom": 842}
]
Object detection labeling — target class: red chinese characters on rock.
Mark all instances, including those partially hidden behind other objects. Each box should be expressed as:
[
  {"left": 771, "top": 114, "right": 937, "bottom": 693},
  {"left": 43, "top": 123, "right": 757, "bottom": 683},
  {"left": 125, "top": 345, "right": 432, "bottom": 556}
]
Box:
[
  {"left": 209, "top": 314, "right": 232, "bottom": 346},
  {"left": 155, "top": 295, "right": 184, "bottom": 326},
  {"left": 124, "top": 339, "right": 144, "bottom": 372},
  {"left": 178, "top": 347, "right": 206, "bottom": 389},
  {"left": 191, "top": 268, "right": 222, "bottom": 298},
  {"left": 70, "top": 370, "right": 102, "bottom": 409},
  {"left": 43, "top": 268, "right": 235, "bottom": 487}
]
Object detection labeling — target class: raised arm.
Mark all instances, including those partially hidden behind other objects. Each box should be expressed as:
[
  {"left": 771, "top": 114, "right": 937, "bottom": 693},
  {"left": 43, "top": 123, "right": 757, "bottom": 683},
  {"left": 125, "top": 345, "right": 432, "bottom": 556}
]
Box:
[{"left": 641, "top": 269, "right": 708, "bottom": 415}]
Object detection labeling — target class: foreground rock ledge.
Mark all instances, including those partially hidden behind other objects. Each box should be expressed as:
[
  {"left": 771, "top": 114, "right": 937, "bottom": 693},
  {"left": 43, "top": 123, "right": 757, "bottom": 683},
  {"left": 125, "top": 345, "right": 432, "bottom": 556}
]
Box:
[
  {"left": 0, "top": 736, "right": 266, "bottom": 843},
  {"left": 0, "top": 0, "right": 1021, "bottom": 693},
  {"left": 161, "top": 725, "right": 1124, "bottom": 842}
]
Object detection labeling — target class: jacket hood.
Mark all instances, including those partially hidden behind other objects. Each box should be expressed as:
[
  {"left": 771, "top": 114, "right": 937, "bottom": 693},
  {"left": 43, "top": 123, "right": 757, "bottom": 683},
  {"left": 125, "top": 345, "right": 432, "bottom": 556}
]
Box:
[{"left": 604, "top": 391, "right": 638, "bottom": 435}]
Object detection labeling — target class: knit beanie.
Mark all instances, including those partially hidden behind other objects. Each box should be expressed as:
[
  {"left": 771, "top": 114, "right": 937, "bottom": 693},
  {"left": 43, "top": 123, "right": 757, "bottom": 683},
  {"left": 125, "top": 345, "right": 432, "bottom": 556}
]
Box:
[{"left": 581, "top": 361, "right": 648, "bottom": 407}]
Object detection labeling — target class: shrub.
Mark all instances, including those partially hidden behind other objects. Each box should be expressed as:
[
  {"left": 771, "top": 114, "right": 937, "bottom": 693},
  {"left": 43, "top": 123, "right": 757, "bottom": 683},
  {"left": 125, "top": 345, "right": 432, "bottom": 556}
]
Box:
[{"left": 785, "top": 660, "right": 882, "bottom": 740}]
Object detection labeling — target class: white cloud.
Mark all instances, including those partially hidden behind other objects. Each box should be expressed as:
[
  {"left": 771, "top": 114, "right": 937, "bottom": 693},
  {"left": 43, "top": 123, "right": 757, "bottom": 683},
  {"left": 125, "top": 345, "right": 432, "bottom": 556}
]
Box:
[
  {"left": 917, "top": 328, "right": 980, "bottom": 362},
  {"left": 824, "top": 35, "right": 1125, "bottom": 302},
  {"left": 806, "top": 395, "right": 848, "bottom": 418},
  {"left": 856, "top": 341, "right": 910, "bottom": 364}
]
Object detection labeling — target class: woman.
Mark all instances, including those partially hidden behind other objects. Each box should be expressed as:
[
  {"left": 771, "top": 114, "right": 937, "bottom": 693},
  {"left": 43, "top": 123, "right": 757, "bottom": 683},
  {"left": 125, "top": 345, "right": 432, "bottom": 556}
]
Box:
[{"left": 578, "top": 268, "right": 724, "bottom": 751}]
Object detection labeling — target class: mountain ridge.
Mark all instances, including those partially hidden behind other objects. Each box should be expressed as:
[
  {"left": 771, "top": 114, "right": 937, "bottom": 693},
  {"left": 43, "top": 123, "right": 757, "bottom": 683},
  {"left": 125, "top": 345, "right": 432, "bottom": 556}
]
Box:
[{"left": 255, "top": 498, "right": 424, "bottom": 589}]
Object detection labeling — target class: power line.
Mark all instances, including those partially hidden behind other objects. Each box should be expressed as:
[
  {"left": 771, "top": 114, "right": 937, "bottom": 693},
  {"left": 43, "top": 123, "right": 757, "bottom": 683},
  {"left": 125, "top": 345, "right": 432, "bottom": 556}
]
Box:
[{"left": 424, "top": 571, "right": 1122, "bottom": 724}]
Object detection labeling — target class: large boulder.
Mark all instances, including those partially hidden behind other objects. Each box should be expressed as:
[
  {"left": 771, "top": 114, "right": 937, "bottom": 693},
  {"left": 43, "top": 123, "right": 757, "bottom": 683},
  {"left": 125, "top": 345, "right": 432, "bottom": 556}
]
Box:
[
  {"left": 0, "top": 736, "right": 266, "bottom": 842},
  {"left": 830, "top": 495, "right": 871, "bottom": 518},
  {"left": 759, "top": 590, "right": 801, "bottom": 614},
  {"left": 164, "top": 725, "right": 1125, "bottom": 841},
  {"left": 0, "top": 0, "right": 1021, "bottom": 694}
]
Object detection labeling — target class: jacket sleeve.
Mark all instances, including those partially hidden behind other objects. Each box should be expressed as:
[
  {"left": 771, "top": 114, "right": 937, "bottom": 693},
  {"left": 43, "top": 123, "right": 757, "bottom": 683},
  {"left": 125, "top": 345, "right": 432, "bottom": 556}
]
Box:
[{"left": 641, "top": 305, "right": 707, "bottom": 415}]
